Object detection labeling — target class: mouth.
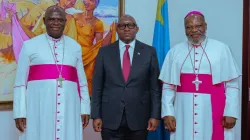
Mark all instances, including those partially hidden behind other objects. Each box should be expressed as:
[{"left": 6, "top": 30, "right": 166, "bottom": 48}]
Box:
[
  {"left": 191, "top": 34, "right": 201, "bottom": 38},
  {"left": 124, "top": 33, "right": 131, "bottom": 36},
  {"left": 84, "top": 3, "right": 89, "bottom": 8},
  {"left": 50, "top": 27, "right": 61, "bottom": 31}
]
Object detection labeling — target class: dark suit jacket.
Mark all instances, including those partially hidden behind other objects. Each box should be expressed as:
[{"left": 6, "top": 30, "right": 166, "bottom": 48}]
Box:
[{"left": 91, "top": 40, "right": 161, "bottom": 131}]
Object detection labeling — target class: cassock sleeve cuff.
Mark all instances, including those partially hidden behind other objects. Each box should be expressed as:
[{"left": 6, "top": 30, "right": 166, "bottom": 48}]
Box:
[
  {"left": 161, "top": 105, "right": 175, "bottom": 118},
  {"left": 81, "top": 100, "right": 90, "bottom": 115},
  {"left": 223, "top": 106, "right": 240, "bottom": 119},
  {"left": 13, "top": 103, "right": 27, "bottom": 119}
]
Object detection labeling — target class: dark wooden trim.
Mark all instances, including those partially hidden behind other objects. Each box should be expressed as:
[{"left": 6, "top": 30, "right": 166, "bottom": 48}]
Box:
[
  {"left": 241, "top": 0, "right": 249, "bottom": 139},
  {"left": 119, "top": 0, "right": 125, "bottom": 17},
  {"left": 0, "top": 101, "right": 13, "bottom": 110}
]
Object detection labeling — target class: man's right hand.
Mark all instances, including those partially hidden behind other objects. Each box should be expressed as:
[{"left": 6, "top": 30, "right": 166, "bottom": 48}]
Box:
[
  {"left": 163, "top": 116, "right": 176, "bottom": 132},
  {"left": 15, "top": 118, "right": 26, "bottom": 132},
  {"left": 93, "top": 118, "right": 102, "bottom": 132}
]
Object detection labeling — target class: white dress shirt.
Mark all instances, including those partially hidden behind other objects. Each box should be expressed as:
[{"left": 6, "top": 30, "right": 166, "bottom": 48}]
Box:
[{"left": 119, "top": 39, "right": 136, "bottom": 67}]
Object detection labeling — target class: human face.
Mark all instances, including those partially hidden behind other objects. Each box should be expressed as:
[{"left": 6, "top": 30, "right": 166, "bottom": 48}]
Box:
[
  {"left": 44, "top": 11, "right": 66, "bottom": 39},
  {"left": 185, "top": 15, "right": 207, "bottom": 44},
  {"left": 83, "top": 0, "right": 96, "bottom": 11},
  {"left": 116, "top": 16, "right": 139, "bottom": 44}
]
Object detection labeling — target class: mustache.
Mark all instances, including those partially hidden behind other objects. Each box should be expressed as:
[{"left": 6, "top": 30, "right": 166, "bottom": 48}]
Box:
[{"left": 189, "top": 33, "right": 202, "bottom": 36}]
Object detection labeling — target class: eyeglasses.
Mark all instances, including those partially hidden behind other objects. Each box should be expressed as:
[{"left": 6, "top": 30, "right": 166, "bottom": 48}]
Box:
[{"left": 117, "top": 23, "right": 137, "bottom": 30}]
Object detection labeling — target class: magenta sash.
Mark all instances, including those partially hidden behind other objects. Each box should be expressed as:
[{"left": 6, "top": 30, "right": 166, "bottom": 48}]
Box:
[
  {"left": 177, "top": 73, "right": 225, "bottom": 140},
  {"left": 27, "top": 64, "right": 81, "bottom": 98}
]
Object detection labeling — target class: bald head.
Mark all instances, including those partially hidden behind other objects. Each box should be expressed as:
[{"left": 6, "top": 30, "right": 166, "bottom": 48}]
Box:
[
  {"left": 185, "top": 14, "right": 206, "bottom": 24},
  {"left": 43, "top": 5, "right": 67, "bottom": 39},
  {"left": 118, "top": 15, "right": 137, "bottom": 25},
  {"left": 45, "top": 5, "right": 66, "bottom": 19}
]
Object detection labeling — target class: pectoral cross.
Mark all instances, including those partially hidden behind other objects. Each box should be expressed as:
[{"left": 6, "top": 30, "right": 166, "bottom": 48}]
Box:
[
  {"left": 57, "top": 74, "right": 65, "bottom": 88},
  {"left": 192, "top": 76, "right": 202, "bottom": 91}
]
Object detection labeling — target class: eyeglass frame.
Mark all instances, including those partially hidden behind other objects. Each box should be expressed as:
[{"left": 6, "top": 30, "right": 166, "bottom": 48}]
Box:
[{"left": 117, "top": 23, "right": 137, "bottom": 30}]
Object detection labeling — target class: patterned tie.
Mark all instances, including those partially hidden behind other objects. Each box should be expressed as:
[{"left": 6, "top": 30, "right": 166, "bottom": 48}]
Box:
[{"left": 122, "top": 45, "right": 131, "bottom": 82}]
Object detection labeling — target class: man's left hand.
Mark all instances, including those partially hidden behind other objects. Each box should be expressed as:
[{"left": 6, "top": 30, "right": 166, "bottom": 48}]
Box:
[
  {"left": 222, "top": 116, "right": 236, "bottom": 129},
  {"left": 81, "top": 115, "right": 90, "bottom": 129},
  {"left": 147, "top": 118, "right": 159, "bottom": 131}
]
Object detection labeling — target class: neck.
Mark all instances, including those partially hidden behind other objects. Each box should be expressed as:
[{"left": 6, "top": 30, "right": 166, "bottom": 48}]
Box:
[
  {"left": 85, "top": 10, "right": 94, "bottom": 17},
  {"left": 121, "top": 39, "right": 134, "bottom": 44},
  {"left": 47, "top": 33, "right": 62, "bottom": 41}
]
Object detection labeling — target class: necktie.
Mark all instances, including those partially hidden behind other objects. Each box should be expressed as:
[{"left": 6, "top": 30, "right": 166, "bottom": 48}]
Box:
[{"left": 122, "top": 45, "right": 130, "bottom": 82}]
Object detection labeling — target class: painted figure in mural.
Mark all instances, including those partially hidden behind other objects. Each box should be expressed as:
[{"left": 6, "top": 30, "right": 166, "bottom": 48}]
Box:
[
  {"left": 12, "top": 0, "right": 80, "bottom": 39},
  {"left": 1, "top": 0, "right": 80, "bottom": 62},
  {"left": 73, "top": 0, "right": 106, "bottom": 95}
]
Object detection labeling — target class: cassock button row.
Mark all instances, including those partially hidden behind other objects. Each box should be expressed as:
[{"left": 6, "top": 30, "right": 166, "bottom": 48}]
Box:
[
  {"left": 195, "top": 113, "right": 198, "bottom": 115},
  {"left": 57, "top": 111, "right": 60, "bottom": 113},
  {"left": 57, "top": 129, "right": 60, "bottom": 131},
  {"left": 58, "top": 102, "right": 61, "bottom": 105},
  {"left": 194, "top": 95, "right": 198, "bottom": 97},
  {"left": 195, "top": 122, "right": 198, "bottom": 124},
  {"left": 57, "top": 120, "right": 60, "bottom": 122},
  {"left": 195, "top": 68, "right": 198, "bottom": 70},
  {"left": 195, "top": 52, "right": 198, "bottom": 54},
  {"left": 195, "top": 131, "right": 198, "bottom": 134},
  {"left": 194, "top": 104, "right": 198, "bottom": 106},
  {"left": 58, "top": 94, "right": 61, "bottom": 96},
  {"left": 195, "top": 60, "right": 198, "bottom": 62}
]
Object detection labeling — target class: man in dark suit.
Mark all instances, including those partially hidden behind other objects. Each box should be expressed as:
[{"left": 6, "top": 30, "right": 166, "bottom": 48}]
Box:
[{"left": 91, "top": 15, "right": 161, "bottom": 140}]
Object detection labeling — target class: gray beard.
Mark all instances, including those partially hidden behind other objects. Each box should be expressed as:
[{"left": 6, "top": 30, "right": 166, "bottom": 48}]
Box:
[{"left": 188, "top": 35, "right": 206, "bottom": 45}]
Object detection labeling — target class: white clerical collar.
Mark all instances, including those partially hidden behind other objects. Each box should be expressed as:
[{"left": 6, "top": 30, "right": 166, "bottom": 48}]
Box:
[
  {"left": 45, "top": 33, "right": 64, "bottom": 44},
  {"left": 119, "top": 39, "right": 136, "bottom": 50}
]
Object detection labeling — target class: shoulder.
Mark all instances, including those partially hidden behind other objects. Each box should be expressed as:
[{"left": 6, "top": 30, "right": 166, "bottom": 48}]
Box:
[
  {"left": 66, "top": 14, "right": 74, "bottom": 21},
  {"left": 136, "top": 40, "right": 155, "bottom": 52},
  {"left": 94, "top": 18, "right": 104, "bottom": 31},
  {"left": 21, "top": 34, "right": 46, "bottom": 54},
  {"left": 95, "top": 18, "right": 103, "bottom": 25},
  {"left": 208, "top": 38, "right": 228, "bottom": 47},
  {"left": 64, "top": 35, "right": 81, "bottom": 50},
  {"left": 97, "top": 41, "right": 119, "bottom": 56},
  {"left": 168, "top": 41, "right": 187, "bottom": 55},
  {"left": 73, "top": 13, "right": 81, "bottom": 19},
  {"left": 23, "top": 34, "right": 45, "bottom": 46},
  {"left": 207, "top": 38, "right": 230, "bottom": 52}
]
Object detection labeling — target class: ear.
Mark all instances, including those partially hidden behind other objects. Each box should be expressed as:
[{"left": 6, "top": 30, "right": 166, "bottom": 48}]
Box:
[{"left": 136, "top": 26, "right": 139, "bottom": 33}]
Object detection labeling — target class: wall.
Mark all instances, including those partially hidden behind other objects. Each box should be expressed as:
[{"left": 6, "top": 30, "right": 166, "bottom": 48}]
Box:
[{"left": 0, "top": 0, "right": 243, "bottom": 139}]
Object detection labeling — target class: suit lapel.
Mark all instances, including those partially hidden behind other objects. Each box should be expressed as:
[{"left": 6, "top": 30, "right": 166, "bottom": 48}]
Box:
[
  {"left": 111, "top": 41, "right": 126, "bottom": 84},
  {"left": 126, "top": 40, "right": 143, "bottom": 83}
]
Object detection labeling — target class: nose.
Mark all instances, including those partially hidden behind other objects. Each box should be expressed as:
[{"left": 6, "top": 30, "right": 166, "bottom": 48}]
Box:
[
  {"left": 124, "top": 26, "right": 130, "bottom": 31},
  {"left": 52, "top": 20, "right": 61, "bottom": 26},
  {"left": 191, "top": 27, "right": 199, "bottom": 32},
  {"left": 84, "top": 0, "right": 89, "bottom": 5}
]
